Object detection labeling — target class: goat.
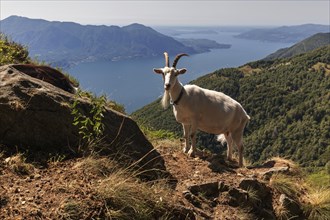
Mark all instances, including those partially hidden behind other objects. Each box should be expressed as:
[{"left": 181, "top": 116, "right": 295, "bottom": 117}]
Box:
[
  {"left": 12, "top": 64, "right": 78, "bottom": 94},
  {"left": 153, "top": 52, "right": 250, "bottom": 167}
]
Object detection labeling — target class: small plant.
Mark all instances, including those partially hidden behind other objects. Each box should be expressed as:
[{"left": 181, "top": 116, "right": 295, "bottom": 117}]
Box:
[
  {"left": 0, "top": 33, "right": 30, "bottom": 65},
  {"left": 47, "top": 154, "right": 66, "bottom": 165},
  {"left": 71, "top": 93, "right": 106, "bottom": 144},
  {"left": 246, "top": 186, "right": 260, "bottom": 205}
]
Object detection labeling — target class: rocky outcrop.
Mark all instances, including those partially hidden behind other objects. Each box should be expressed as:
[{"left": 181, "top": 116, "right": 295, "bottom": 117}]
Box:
[
  {"left": 185, "top": 178, "right": 276, "bottom": 219},
  {"left": 0, "top": 64, "right": 166, "bottom": 179},
  {"left": 278, "top": 194, "right": 304, "bottom": 219}
]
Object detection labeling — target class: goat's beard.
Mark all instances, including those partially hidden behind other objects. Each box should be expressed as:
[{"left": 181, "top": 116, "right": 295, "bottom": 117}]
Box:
[{"left": 161, "top": 90, "right": 170, "bottom": 109}]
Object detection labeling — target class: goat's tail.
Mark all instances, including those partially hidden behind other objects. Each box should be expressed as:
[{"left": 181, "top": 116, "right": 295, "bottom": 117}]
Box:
[{"left": 217, "top": 134, "right": 227, "bottom": 145}]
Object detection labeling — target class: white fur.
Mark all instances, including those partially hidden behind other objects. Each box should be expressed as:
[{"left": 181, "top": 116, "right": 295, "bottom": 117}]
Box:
[
  {"left": 154, "top": 57, "right": 250, "bottom": 167},
  {"left": 161, "top": 90, "right": 170, "bottom": 109}
]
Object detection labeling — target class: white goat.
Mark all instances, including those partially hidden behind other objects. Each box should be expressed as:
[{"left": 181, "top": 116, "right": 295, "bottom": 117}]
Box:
[{"left": 153, "top": 52, "right": 250, "bottom": 167}]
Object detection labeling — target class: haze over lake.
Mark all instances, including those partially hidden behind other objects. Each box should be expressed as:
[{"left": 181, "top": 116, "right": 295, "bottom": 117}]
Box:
[{"left": 68, "top": 27, "right": 291, "bottom": 113}]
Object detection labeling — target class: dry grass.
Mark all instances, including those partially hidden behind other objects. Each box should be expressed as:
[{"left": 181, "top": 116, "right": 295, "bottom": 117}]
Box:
[
  {"left": 56, "top": 199, "right": 86, "bottom": 220},
  {"left": 310, "top": 62, "right": 330, "bottom": 76},
  {"left": 5, "top": 153, "right": 34, "bottom": 175},
  {"left": 72, "top": 156, "right": 176, "bottom": 219},
  {"left": 96, "top": 169, "right": 173, "bottom": 220},
  {"left": 302, "top": 188, "right": 330, "bottom": 220},
  {"left": 246, "top": 186, "right": 261, "bottom": 205},
  {"left": 73, "top": 156, "right": 118, "bottom": 177},
  {"left": 269, "top": 174, "right": 299, "bottom": 200},
  {"left": 274, "top": 202, "right": 290, "bottom": 220},
  {"left": 239, "top": 65, "right": 262, "bottom": 76}
]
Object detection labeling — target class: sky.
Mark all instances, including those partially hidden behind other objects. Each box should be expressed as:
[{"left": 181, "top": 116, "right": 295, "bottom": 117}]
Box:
[{"left": 0, "top": 0, "right": 329, "bottom": 27}]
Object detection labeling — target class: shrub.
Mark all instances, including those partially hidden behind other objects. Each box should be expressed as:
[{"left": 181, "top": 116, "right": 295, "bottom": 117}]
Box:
[{"left": 0, "top": 33, "right": 30, "bottom": 65}]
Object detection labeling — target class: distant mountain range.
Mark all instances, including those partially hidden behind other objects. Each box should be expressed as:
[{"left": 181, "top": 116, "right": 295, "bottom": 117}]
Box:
[
  {"left": 264, "top": 32, "right": 330, "bottom": 60},
  {"left": 235, "top": 24, "right": 330, "bottom": 43},
  {"left": 0, "top": 16, "right": 229, "bottom": 67}
]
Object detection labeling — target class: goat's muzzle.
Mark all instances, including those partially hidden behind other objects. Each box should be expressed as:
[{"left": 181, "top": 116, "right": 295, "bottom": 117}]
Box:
[{"left": 164, "top": 83, "right": 171, "bottom": 91}]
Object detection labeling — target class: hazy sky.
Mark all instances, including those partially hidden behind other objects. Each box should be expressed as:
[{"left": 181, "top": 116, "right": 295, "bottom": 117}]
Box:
[{"left": 1, "top": 0, "right": 329, "bottom": 27}]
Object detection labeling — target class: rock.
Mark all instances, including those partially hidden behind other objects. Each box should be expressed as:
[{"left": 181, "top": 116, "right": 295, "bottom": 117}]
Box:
[
  {"left": 227, "top": 187, "right": 248, "bottom": 207},
  {"left": 188, "top": 181, "right": 230, "bottom": 199},
  {"left": 0, "top": 64, "right": 167, "bottom": 180},
  {"left": 239, "top": 178, "right": 271, "bottom": 203},
  {"left": 262, "top": 166, "right": 290, "bottom": 180},
  {"left": 169, "top": 205, "right": 196, "bottom": 220},
  {"left": 188, "top": 181, "right": 219, "bottom": 198},
  {"left": 279, "top": 194, "right": 304, "bottom": 219},
  {"left": 183, "top": 191, "right": 201, "bottom": 208}
]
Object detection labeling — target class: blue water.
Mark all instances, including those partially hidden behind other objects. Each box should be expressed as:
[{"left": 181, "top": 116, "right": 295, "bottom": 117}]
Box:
[{"left": 69, "top": 27, "right": 291, "bottom": 113}]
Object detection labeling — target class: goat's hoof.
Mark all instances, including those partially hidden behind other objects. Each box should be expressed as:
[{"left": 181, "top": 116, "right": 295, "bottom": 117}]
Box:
[
  {"left": 183, "top": 147, "right": 189, "bottom": 154},
  {"left": 227, "top": 157, "right": 233, "bottom": 162},
  {"left": 187, "top": 150, "right": 195, "bottom": 157}
]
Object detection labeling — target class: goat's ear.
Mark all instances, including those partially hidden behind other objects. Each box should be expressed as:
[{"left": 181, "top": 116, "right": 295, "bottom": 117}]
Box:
[
  {"left": 177, "top": 68, "right": 187, "bottom": 75},
  {"left": 153, "top": 68, "right": 163, "bottom": 74}
]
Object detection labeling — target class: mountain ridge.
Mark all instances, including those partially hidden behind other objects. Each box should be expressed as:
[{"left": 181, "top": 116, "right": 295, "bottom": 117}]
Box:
[
  {"left": 0, "top": 16, "right": 227, "bottom": 67},
  {"left": 235, "top": 23, "right": 330, "bottom": 43},
  {"left": 264, "top": 32, "right": 330, "bottom": 60}
]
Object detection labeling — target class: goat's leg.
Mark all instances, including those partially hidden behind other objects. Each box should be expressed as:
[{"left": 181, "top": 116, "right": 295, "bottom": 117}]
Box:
[
  {"left": 187, "top": 124, "right": 197, "bottom": 157},
  {"left": 182, "top": 124, "right": 190, "bottom": 154},
  {"left": 232, "top": 130, "right": 244, "bottom": 167},
  {"left": 225, "top": 133, "right": 234, "bottom": 161}
]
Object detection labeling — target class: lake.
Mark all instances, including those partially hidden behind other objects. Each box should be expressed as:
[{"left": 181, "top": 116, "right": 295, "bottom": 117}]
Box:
[{"left": 68, "top": 27, "right": 292, "bottom": 113}]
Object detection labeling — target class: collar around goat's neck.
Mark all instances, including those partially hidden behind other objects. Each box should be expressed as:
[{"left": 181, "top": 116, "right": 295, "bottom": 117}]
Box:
[{"left": 170, "top": 86, "right": 184, "bottom": 105}]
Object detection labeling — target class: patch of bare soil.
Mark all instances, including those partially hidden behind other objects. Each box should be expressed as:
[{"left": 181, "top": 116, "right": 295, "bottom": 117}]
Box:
[
  {"left": 0, "top": 158, "right": 104, "bottom": 219},
  {"left": 154, "top": 140, "right": 299, "bottom": 219}
]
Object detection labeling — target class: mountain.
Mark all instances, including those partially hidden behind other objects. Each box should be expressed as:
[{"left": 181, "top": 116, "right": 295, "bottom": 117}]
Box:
[
  {"left": 132, "top": 46, "right": 330, "bottom": 167},
  {"left": 264, "top": 32, "right": 330, "bottom": 60},
  {"left": 0, "top": 16, "right": 225, "bottom": 67},
  {"left": 176, "top": 38, "right": 231, "bottom": 53},
  {"left": 235, "top": 24, "right": 330, "bottom": 43}
]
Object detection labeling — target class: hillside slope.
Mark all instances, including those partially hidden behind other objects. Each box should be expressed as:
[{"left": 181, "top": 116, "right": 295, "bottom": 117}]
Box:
[
  {"left": 264, "top": 32, "right": 330, "bottom": 60},
  {"left": 132, "top": 46, "right": 330, "bottom": 167}
]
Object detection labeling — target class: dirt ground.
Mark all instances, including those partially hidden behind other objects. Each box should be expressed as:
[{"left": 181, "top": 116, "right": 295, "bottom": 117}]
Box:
[{"left": 0, "top": 139, "right": 292, "bottom": 219}]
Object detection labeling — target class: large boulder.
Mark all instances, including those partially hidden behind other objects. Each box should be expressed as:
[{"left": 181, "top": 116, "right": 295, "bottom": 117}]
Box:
[{"left": 0, "top": 64, "right": 167, "bottom": 179}]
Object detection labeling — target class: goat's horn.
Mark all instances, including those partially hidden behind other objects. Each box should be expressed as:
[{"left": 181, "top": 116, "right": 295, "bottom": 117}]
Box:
[
  {"left": 172, "top": 53, "right": 189, "bottom": 68},
  {"left": 164, "top": 52, "right": 170, "bottom": 67}
]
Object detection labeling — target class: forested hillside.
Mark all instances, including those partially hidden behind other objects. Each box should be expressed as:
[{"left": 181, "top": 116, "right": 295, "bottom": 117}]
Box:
[
  {"left": 264, "top": 32, "right": 330, "bottom": 60},
  {"left": 132, "top": 46, "right": 330, "bottom": 167}
]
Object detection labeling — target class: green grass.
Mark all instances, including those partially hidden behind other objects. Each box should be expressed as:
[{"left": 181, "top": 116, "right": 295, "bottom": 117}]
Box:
[{"left": 307, "top": 171, "right": 330, "bottom": 189}]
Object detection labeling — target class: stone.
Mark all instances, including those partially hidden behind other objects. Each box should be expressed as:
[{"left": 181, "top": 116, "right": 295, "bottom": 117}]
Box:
[
  {"left": 262, "top": 166, "right": 290, "bottom": 180},
  {"left": 183, "top": 191, "right": 201, "bottom": 208},
  {"left": 0, "top": 64, "right": 167, "bottom": 180},
  {"left": 188, "top": 181, "right": 220, "bottom": 198},
  {"left": 239, "top": 178, "right": 271, "bottom": 203},
  {"left": 279, "top": 194, "right": 304, "bottom": 219},
  {"left": 227, "top": 187, "right": 248, "bottom": 207}
]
